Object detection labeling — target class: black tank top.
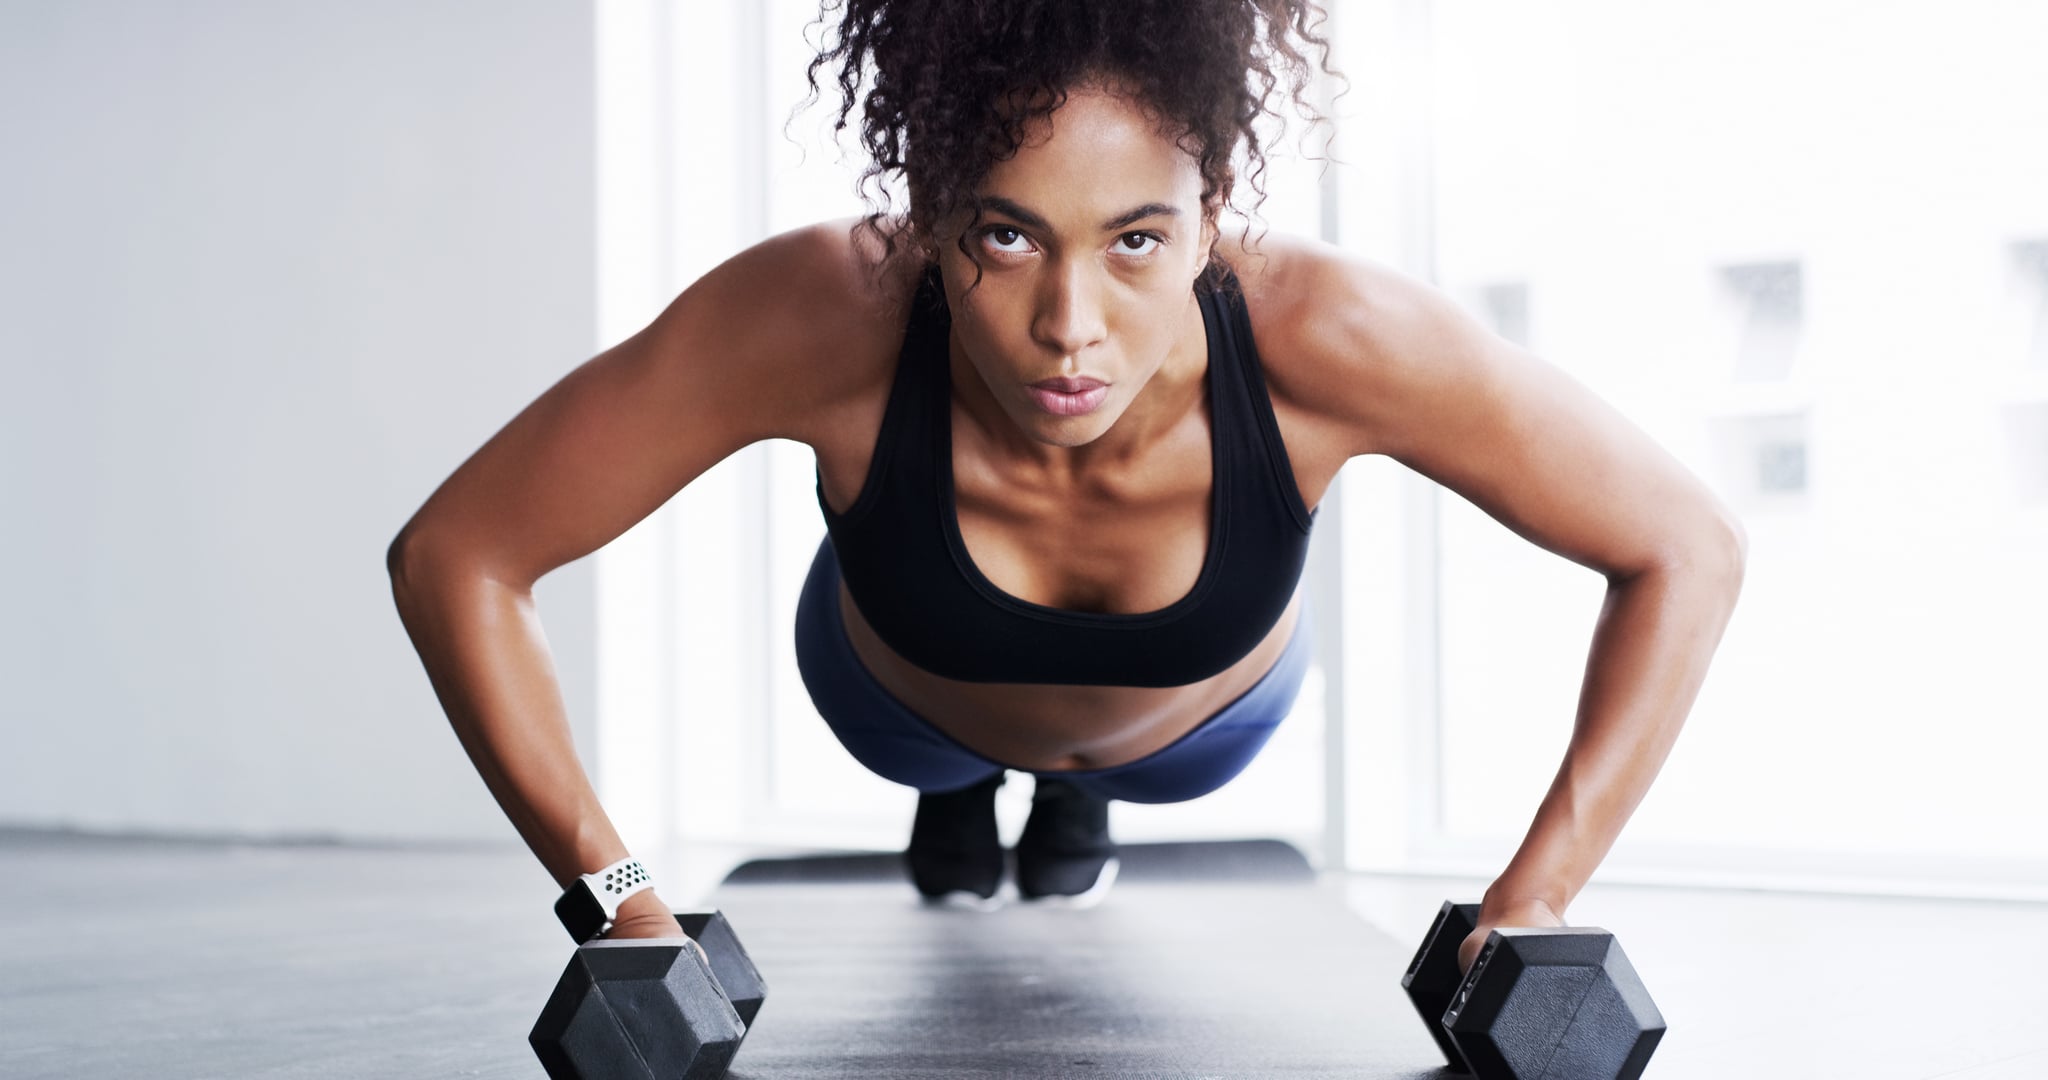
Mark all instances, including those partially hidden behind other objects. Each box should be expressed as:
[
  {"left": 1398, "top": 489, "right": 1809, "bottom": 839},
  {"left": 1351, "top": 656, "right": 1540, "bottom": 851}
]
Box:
[{"left": 815, "top": 265, "right": 1318, "bottom": 687}]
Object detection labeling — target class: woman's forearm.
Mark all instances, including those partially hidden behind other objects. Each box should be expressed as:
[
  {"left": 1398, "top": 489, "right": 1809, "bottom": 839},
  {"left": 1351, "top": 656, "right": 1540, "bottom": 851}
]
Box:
[
  {"left": 1484, "top": 548, "right": 1745, "bottom": 917},
  {"left": 387, "top": 541, "right": 649, "bottom": 902}
]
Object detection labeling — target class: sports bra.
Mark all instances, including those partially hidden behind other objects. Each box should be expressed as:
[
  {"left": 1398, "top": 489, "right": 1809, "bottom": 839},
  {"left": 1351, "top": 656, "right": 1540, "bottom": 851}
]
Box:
[{"left": 815, "top": 264, "right": 1318, "bottom": 687}]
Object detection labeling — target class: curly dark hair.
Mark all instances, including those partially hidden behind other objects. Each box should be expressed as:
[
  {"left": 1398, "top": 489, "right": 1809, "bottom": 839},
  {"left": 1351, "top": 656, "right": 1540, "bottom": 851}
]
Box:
[{"left": 797, "top": 0, "right": 1342, "bottom": 296}]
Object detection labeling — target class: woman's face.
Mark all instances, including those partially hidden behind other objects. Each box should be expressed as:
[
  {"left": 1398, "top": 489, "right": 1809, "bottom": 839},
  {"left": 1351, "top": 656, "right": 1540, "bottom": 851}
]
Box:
[{"left": 935, "top": 80, "right": 1215, "bottom": 452}]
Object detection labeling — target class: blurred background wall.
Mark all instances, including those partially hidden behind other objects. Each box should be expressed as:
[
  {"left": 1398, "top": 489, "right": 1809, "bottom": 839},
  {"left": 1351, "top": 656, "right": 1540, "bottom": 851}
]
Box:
[{"left": 0, "top": 1, "right": 599, "bottom": 843}]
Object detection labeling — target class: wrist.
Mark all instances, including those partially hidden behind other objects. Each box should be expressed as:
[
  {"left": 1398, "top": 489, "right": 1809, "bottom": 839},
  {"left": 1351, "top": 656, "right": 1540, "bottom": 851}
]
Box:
[{"left": 553, "top": 854, "right": 661, "bottom": 943}]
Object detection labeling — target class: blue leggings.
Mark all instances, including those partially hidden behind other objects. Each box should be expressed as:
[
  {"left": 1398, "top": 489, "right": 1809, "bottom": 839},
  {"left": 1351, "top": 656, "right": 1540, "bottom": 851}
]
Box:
[{"left": 793, "top": 535, "right": 1313, "bottom": 804}]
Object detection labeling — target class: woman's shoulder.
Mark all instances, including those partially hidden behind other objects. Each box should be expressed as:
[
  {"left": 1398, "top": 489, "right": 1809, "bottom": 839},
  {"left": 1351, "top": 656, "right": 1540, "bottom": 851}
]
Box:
[
  {"left": 1217, "top": 226, "right": 1464, "bottom": 460},
  {"left": 712, "top": 216, "right": 928, "bottom": 448},
  {"left": 737, "top": 215, "right": 927, "bottom": 339},
  {"left": 783, "top": 215, "right": 931, "bottom": 326},
  {"left": 1214, "top": 225, "right": 1424, "bottom": 353}
]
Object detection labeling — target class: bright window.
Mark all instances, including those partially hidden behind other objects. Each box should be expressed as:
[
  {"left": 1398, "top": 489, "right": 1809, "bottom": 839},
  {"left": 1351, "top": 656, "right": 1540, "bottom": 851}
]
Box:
[{"left": 1422, "top": 0, "right": 2048, "bottom": 889}]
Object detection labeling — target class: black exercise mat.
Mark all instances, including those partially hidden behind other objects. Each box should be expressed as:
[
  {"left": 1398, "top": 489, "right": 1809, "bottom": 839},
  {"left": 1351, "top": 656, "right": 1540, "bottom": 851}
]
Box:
[
  {"left": 722, "top": 837, "right": 1318, "bottom": 887},
  {"left": 710, "top": 842, "right": 1444, "bottom": 1078}
]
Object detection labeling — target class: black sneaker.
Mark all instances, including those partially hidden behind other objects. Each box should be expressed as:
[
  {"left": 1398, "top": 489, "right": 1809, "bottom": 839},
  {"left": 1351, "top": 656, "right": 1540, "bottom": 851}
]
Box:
[
  {"left": 904, "top": 771, "right": 1007, "bottom": 909},
  {"left": 1014, "top": 777, "right": 1120, "bottom": 907}
]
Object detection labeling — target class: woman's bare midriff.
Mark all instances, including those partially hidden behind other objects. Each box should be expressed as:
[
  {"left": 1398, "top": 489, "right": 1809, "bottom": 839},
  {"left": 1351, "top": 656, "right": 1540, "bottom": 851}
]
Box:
[{"left": 836, "top": 577, "right": 1306, "bottom": 772}]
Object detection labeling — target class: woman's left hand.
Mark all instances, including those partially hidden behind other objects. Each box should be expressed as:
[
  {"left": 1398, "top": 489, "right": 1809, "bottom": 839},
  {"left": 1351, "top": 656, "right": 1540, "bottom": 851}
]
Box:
[{"left": 1458, "top": 896, "right": 1567, "bottom": 976}]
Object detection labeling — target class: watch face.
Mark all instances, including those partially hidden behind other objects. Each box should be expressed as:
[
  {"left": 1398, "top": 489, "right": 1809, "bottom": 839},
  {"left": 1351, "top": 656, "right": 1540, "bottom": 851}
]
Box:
[{"left": 554, "top": 881, "right": 609, "bottom": 944}]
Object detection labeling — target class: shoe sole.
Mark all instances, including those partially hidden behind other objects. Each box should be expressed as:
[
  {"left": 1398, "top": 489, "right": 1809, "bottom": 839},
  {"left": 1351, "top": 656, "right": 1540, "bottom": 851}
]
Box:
[
  {"left": 1021, "top": 855, "right": 1119, "bottom": 910},
  {"left": 916, "top": 879, "right": 1016, "bottom": 913}
]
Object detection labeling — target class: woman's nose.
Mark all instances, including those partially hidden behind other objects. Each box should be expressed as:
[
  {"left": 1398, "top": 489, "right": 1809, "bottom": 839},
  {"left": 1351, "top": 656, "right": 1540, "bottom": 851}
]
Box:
[{"left": 1032, "top": 263, "right": 1108, "bottom": 357}]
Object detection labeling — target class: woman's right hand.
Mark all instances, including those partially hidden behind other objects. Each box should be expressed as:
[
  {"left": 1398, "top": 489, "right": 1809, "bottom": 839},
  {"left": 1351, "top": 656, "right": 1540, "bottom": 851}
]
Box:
[
  {"left": 602, "top": 911, "right": 690, "bottom": 940},
  {"left": 597, "top": 897, "right": 712, "bottom": 968}
]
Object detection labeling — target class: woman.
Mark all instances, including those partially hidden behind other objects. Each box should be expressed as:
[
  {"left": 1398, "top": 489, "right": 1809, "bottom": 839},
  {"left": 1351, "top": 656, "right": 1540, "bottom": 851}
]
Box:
[{"left": 389, "top": 0, "right": 1745, "bottom": 980}]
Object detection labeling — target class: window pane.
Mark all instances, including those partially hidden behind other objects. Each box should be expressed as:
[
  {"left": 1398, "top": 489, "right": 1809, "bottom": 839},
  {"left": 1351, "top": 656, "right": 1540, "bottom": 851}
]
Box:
[{"left": 1430, "top": 0, "right": 2048, "bottom": 865}]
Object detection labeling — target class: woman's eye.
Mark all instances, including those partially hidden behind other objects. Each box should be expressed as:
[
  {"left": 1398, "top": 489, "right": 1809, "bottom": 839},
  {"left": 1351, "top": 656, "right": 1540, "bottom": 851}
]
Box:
[
  {"left": 1117, "top": 232, "right": 1162, "bottom": 256},
  {"left": 985, "top": 227, "right": 1029, "bottom": 253}
]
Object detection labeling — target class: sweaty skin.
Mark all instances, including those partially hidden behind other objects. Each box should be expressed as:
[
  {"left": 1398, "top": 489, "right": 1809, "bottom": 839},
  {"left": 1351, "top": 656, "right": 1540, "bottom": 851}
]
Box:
[{"left": 391, "top": 77, "right": 1745, "bottom": 958}]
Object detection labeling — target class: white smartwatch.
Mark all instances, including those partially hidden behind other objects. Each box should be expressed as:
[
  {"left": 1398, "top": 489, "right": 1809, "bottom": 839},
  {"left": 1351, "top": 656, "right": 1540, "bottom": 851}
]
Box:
[{"left": 553, "top": 855, "right": 655, "bottom": 944}]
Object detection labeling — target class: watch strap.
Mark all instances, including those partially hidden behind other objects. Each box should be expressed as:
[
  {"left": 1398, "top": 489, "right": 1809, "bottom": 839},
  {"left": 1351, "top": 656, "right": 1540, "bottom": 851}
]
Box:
[{"left": 553, "top": 856, "right": 654, "bottom": 944}]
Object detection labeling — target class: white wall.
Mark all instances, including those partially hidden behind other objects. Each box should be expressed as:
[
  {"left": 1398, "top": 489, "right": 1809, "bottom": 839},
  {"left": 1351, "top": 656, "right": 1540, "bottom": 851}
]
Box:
[{"left": 0, "top": 1, "right": 600, "bottom": 845}]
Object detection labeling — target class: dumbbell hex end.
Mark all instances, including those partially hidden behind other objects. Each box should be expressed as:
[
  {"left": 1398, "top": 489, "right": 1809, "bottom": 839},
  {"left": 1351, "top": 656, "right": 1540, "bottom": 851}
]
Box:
[
  {"left": 1445, "top": 927, "right": 1664, "bottom": 1080},
  {"left": 1401, "top": 899, "right": 1483, "bottom": 1072},
  {"left": 530, "top": 937, "right": 745, "bottom": 1080}
]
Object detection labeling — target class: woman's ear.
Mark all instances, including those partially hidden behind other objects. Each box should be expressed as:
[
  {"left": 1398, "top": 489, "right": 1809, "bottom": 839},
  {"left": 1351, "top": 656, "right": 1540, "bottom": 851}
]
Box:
[{"left": 1196, "top": 217, "right": 1221, "bottom": 282}]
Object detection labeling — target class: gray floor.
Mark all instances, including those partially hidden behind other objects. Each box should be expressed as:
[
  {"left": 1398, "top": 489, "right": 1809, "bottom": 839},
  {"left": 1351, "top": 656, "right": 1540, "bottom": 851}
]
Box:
[
  {"left": 4, "top": 829, "right": 2047, "bottom": 1078},
  {"left": 1340, "top": 874, "right": 2048, "bottom": 1080}
]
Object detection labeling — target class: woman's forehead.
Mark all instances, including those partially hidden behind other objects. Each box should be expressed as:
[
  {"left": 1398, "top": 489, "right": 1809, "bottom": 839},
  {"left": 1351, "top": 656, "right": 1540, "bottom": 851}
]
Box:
[
  {"left": 1005, "top": 80, "right": 1185, "bottom": 154},
  {"left": 979, "top": 89, "right": 1204, "bottom": 221}
]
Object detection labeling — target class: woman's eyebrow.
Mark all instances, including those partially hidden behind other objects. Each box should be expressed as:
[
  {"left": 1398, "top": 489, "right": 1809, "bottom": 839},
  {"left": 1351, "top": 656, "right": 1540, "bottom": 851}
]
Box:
[{"left": 982, "top": 196, "right": 1181, "bottom": 233}]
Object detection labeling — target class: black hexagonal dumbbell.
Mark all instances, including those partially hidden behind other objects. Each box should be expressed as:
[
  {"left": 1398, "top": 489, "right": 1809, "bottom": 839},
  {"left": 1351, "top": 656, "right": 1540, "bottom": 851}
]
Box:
[
  {"left": 1401, "top": 899, "right": 1665, "bottom": 1080},
  {"left": 672, "top": 912, "right": 767, "bottom": 1032},
  {"left": 529, "top": 909, "right": 769, "bottom": 1080}
]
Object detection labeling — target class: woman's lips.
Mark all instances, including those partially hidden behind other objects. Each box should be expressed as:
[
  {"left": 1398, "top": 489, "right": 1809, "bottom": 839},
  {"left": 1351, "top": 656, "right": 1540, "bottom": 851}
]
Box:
[
  {"left": 1028, "top": 384, "right": 1110, "bottom": 416},
  {"left": 1031, "top": 376, "right": 1105, "bottom": 393}
]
